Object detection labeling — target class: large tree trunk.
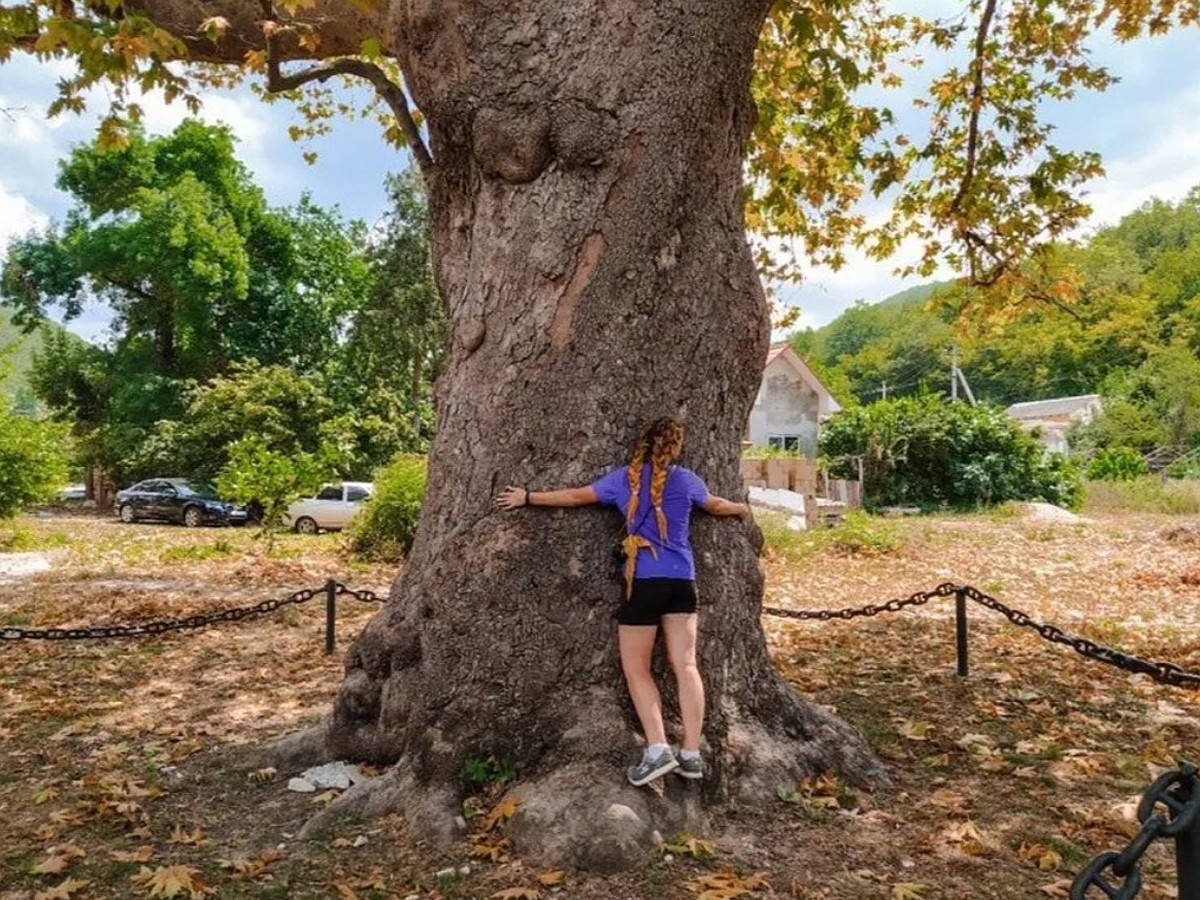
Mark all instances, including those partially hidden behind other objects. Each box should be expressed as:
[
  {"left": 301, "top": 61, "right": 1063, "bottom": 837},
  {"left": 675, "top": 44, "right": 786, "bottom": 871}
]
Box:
[{"left": 312, "top": 0, "right": 884, "bottom": 870}]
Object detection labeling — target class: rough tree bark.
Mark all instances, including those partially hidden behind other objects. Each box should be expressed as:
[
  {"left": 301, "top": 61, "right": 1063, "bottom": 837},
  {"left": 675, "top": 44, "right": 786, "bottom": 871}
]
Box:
[{"left": 117, "top": 0, "right": 887, "bottom": 870}]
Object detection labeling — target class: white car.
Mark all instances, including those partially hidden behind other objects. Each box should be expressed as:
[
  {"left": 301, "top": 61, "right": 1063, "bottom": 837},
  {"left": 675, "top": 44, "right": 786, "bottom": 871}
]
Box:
[{"left": 286, "top": 482, "right": 374, "bottom": 534}]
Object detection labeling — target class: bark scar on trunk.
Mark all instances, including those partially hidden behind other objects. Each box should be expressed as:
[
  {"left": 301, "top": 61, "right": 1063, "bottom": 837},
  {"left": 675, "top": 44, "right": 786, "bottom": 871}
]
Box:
[{"left": 550, "top": 232, "right": 605, "bottom": 352}]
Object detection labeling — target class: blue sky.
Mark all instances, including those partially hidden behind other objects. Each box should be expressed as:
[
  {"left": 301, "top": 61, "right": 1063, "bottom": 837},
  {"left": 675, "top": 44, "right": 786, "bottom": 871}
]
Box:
[{"left": 2, "top": 18, "right": 1199, "bottom": 343}]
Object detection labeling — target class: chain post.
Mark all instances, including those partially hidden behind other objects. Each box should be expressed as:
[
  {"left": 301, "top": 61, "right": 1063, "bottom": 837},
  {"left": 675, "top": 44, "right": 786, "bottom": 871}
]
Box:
[
  {"left": 324, "top": 579, "right": 337, "bottom": 655},
  {"left": 955, "top": 587, "right": 969, "bottom": 678},
  {"left": 1177, "top": 764, "right": 1200, "bottom": 900}
]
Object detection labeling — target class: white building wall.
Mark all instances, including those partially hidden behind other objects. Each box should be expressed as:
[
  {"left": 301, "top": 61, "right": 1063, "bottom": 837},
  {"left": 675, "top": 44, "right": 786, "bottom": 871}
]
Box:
[{"left": 746, "top": 361, "right": 821, "bottom": 456}]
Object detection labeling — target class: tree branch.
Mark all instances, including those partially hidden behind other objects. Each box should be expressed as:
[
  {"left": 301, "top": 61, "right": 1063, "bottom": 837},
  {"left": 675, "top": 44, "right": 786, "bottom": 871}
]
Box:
[
  {"left": 951, "top": 0, "right": 999, "bottom": 283},
  {"left": 259, "top": 1, "right": 434, "bottom": 177}
]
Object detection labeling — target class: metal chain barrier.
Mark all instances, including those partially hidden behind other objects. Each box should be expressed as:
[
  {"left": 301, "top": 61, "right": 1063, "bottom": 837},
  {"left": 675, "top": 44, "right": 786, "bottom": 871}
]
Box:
[
  {"left": 762, "top": 581, "right": 959, "bottom": 622},
  {"left": 1, "top": 580, "right": 384, "bottom": 643},
  {"left": 334, "top": 583, "right": 384, "bottom": 604},
  {"left": 764, "top": 582, "right": 1200, "bottom": 691},
  {"left": 1071, "top": 762, "right": 1200, "bottom": 900},
  {"left": 957, "top": 584, "right": 1200, "bottom": 690}
]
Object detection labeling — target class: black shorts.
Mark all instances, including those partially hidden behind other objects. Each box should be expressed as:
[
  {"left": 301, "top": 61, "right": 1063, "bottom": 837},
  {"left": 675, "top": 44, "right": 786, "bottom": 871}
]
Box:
[{"left": 615, "top": 578, "right": 698, "bottom": 626}]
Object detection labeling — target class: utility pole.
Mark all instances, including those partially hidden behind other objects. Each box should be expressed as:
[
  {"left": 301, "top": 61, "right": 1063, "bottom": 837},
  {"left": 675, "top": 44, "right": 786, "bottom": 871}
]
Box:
[
  {"left": 950, "top": 345, "right": 958, "bottom": 400},
  {"left": 881, "top": 380, "right": 888, "bottom": 400}
]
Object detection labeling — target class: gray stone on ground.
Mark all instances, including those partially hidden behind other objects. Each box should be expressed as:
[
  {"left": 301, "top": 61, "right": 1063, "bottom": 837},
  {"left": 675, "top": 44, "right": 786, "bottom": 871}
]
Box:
[
  {"left": 298, "top": 761, "right": 365, "bottom": 790},
  {"left": 1018, "top": 502, "right": 1086, "bottom": 524},
  {"left": 286, "top": 761, "right": 367, "bottom": 793}
]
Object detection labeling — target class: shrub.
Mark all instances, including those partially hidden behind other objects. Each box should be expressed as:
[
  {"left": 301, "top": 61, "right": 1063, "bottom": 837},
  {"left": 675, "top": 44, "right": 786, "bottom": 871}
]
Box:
[
  {"left": 1085, "top": 447, "right": 1148, "bottom": 481},
  {"left": 0, "top": 402, "right": 71, "bottom": 520},
  {"left": 348, "top": 454, "right": 428, "bottom": 559},
  {"left": 819, "top": 395, "right": 1082, "bottom": 510},
  {"left": 216, "top": 437, "right": 330, "bottom": 541}
]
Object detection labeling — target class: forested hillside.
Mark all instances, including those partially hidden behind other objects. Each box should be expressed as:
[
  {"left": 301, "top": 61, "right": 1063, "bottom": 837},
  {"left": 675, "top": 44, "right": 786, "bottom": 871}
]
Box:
[{"left": 0, "top": 306, "right": 69, "bottom": 413}]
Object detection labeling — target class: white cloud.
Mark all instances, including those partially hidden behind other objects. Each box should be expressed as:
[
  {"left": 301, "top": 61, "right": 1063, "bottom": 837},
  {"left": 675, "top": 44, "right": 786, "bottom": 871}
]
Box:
[
  {"left": 1082, "top": 84, "right": 1200, "bottom": 229},
  {"left": 0, "top": 180, "right": 48, "bottom": 251}
]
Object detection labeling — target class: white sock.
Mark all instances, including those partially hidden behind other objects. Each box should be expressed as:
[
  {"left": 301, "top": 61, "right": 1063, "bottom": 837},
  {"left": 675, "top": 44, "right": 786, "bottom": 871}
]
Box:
[
  {"left": 679, "top": 748, "right": 701, "bottom": 761},
  {"left": 645, "top": 743, "right": 671, "bottom": 761}
]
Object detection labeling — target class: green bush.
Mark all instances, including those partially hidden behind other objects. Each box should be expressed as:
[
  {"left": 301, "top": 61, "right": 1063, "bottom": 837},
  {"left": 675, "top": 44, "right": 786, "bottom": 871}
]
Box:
[
  {"left": 1085, "top": 447, "right": 1149, "bottom": 481},
  {"left": 348, "top": 454, "right": 428, "bottom": 559},
  {"left": 819, "top": 395, "right": 1082, "bottom": 510},
  {"left": 216, "top": 437, "right": 330, "bottom": 541},
  {"left": 0, "top": 402, "right": 71, "bottom": 520}
]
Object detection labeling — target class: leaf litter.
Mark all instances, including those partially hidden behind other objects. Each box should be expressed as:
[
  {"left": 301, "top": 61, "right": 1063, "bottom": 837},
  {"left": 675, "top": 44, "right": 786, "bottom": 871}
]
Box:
[{"left": 1, "top": 510, "right": 1197, "bottom": 898}]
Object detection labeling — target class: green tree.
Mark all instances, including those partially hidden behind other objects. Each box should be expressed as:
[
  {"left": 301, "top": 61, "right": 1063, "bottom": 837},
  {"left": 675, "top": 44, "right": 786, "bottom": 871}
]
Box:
[
  {"left": 0, "top": 401, "right": 71, "bottom": 519},
  {"left": 3, "top": 121, "right": 371, "bottom": 483},
  {"left": 328, "top": 171, "right": 444, "bottom": 470},
  {"left": 1079, "top": 343, "right": 1200, "bottom": 452},
  {"left": 134, "top": 361, "right": 342, "bottom": 484}
]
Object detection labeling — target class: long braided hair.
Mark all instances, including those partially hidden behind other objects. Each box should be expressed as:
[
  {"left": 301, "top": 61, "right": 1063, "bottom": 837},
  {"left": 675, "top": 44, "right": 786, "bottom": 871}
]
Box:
[{"left": 626, "top": 417, "right": 684, "bottom": 542}]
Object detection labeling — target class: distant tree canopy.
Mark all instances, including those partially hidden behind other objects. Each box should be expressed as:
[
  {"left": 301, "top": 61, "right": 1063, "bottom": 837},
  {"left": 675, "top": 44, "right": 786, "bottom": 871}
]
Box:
[{"left": 1, "top": 121, "right": 444, "bottom": 486}]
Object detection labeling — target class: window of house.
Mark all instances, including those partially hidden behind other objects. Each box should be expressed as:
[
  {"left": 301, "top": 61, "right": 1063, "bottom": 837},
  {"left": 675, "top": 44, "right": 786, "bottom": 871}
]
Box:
[{"left": 767, "top": 435, "right": 801, "bottom": 452}]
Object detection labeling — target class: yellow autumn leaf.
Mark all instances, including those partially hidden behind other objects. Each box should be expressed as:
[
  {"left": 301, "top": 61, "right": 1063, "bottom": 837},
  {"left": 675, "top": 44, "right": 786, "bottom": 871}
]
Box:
[
  {"left": 491, "top": 889, "right": 540, "bottom": 900},
  {"left": 133, "top": 864, "right": 207, "bottom": 899},
  {"left": 536, "top": 871, "right": 565, "bottom": 885},
  {"left": 32, "top": 855, "right": 70, "bottom": 875},
  {"left": 34, "top": 877, "right": 90, "bottom": 900},
  {"left": 110, "top": 846, "right": 154, "bottom": 863},
  {"left": 167, "top": 825, "right": 204, "bottom": 845},
  {"left": 891, "top": 883, "right": 927, "bottom": 900},
  {"left": 1040, "top": 879, "right": 1074, "bottom": 896},
  {"left": 1039, "top": 849, "right": 1063, "bottom": 871},
  {"left": 897, "top": 719, "right": 932, "bottom": 741},
  {"left": 482, "top": 795, "right": 522, "bottom": 831}
]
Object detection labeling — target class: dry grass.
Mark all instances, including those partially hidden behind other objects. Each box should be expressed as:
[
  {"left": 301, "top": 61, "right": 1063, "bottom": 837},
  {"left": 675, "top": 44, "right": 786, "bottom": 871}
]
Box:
[{"left": 1, "top": 508, "right": 1198, "bottom": 900}]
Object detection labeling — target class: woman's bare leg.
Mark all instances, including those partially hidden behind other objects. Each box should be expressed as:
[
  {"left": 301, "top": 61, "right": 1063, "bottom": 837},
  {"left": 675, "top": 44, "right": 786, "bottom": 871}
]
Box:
[
  {"left": 662, "top": 613, "right": 704, "bottom": 751},
  {"left": 618, "top": 624, "right": 667, "bottom": 746}
]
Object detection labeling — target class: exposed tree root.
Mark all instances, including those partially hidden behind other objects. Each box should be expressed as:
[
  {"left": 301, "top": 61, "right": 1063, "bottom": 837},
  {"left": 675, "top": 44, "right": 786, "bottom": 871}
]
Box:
[{"left": 263, "top": 679, "right": 887, "bottom": 871}]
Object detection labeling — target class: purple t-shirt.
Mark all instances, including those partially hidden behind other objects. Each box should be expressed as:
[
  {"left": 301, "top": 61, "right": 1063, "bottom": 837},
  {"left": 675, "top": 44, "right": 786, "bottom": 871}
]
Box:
[{"left": 591, "top": 464, "right": 710, "bottom": 580}]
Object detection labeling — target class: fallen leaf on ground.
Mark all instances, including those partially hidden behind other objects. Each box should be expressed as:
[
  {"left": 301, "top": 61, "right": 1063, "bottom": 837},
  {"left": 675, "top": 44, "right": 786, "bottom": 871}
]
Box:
[{"left": 33, "top": 877, "right": 90, "bottom": 900}]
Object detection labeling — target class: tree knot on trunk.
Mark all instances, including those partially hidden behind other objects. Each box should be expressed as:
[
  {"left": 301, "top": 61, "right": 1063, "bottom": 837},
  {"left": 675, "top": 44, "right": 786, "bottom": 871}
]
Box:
[
  {"left": 551, "top": 100, "right": 620, "bottom": 170},
  {"left": 472, "top": 106, "right": 552, "bottom": 184},
  {"left": 459, "top": 318, "right": 487, "bottom": 354}
]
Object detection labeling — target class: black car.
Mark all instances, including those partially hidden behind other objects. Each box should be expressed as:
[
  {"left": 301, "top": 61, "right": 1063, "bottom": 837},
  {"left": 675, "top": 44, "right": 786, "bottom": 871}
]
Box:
[{"left": 114, "top": 479, "right": 248, "bottom": 527}]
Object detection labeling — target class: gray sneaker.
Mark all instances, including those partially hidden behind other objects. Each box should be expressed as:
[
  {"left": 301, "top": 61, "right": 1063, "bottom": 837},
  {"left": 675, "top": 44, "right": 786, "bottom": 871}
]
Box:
[
  {"left": 627, "top": 748, "right": 678, "bottom": 786},
  {"left": 674, "top": 751, "right": 705, "bottom": 780}
]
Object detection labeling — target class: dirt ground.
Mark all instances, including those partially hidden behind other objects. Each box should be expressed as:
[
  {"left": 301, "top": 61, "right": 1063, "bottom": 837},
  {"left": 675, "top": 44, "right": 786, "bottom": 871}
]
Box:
[{"left": 1, "top": 507, "right": 1198, "bottom": 900}]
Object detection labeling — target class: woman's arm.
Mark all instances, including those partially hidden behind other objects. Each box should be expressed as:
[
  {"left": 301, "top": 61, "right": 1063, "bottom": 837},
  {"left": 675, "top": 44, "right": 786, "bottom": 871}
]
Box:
[
  {"left": 496, "top": 485, "right": 599, "bottom": 511},
  {"left": 701, "top": 494, "right": 752, "bottom": 520}
]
